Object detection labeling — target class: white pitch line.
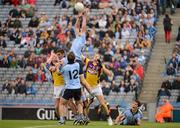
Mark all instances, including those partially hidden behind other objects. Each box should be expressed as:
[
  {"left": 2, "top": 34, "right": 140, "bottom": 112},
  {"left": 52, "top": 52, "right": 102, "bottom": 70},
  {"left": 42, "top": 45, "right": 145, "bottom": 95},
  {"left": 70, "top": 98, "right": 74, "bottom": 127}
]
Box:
[{"left": 23, "top": 125, "right": 57, "bottom": 128}]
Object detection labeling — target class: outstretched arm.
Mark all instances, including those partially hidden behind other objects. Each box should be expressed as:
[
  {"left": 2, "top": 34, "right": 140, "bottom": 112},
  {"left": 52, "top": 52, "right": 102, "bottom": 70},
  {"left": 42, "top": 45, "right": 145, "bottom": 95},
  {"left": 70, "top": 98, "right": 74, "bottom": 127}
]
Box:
[
  {"left": 75, "top": 13, "right": 82, "bottom": 35},
  {"left": 46, "top": 51, "right": 58, "bottom": 64},
  {"left": 80, "top": 75, "right": 92, "bottom": 94},
  {"left": 82, "top": 11, "right": 87, "bottom": 34}
]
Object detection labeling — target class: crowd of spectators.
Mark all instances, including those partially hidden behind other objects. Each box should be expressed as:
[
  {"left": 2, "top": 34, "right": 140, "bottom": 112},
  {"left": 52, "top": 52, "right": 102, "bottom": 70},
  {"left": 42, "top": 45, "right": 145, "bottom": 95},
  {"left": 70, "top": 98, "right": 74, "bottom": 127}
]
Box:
[
  {"left": 0, "top": 0, "right": 158, "bottom": 96},
  {"left": 2, "top": 75, "right": 36, "bottom": 95},
  {"left": 157, "top": 26, "right": 180, "bottom": 104},
  {"left": 165, "top": 26, "right": 180, "bottom": 76},
  {"left": 1, "top": 0, "right": 36, "bottom": 18},
  {"left": 157, "top": 0, "right": 178, "bottom": 15}
]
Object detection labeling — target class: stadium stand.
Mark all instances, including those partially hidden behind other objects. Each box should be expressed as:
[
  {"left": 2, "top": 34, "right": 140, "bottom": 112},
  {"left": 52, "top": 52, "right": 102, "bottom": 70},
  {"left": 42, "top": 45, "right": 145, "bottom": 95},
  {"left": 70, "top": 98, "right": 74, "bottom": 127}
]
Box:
[
  {"left": 0, "top": 0, "right": 157, "bottom": 109},
  {"left": 157, "top": 26, "right": 180, "bottom": 108}
]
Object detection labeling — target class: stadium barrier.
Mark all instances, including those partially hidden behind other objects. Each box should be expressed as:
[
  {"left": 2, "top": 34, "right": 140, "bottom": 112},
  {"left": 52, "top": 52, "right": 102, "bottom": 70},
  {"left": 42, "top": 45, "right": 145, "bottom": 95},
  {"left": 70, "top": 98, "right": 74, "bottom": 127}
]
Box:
[
  {"left": 0, "top": 107, "right": 2, "bottom": 120},
  {"left": 1, "top": 107, "right": 118, "bottom": 120}
]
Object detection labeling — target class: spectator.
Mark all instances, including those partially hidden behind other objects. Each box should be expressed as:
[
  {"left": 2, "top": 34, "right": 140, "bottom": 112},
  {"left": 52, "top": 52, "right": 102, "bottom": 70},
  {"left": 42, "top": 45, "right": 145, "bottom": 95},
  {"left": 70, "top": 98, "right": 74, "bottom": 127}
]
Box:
[
  {"left": 172, "top": 76, "right": 180, "bottom": 90},
  {"left": 10, "top": 80, "right": 18, "bottom": 94},
  {"left": 9, "top": 6, "right": 20, "bottom": 18},
  {"left": 28, "top": 16, "right": 39, "bottom": 27},
  {"left": 6, "top": 16, "right": 14, "bottom": 28},
  {"left": 18, "top": 55, "right": 27, "bottom": 68},
  {"left": 129, "top": 79, "right": 138, "bottom": 93},
  {"left": 138, "top": 50, "right": 146, "bottom": 65},
  {"left": 176, "top": 26, "right": 180, "bottom": 42},
  {"left": 12, "top": 0, "right": 20, "bottom": 6},
  {"left": 17, "top": 80, "right": 27, "bottom": 94},
  {"left": 101, "top": 80, "right": 111, "bottom": 96},
  {"left": 157, "top": 83, "right": 171, "bottom": 98},
  {"left": 0, "top": 36, "right": 7, "bottom": 48},
  {"left": 9, "top": 28, "right": 21, "bottom": 44},
  {"left": 54, "top": 0, "right": 61, "bottom": 6},
  {"left": 2, "top": 0, "right": 12, "bottom": 5},
  {"left": 13, "top": 17, "right": 22, "bottom": 28},
  {"left": 133, "top": 62, "right": 144, "bottom": 80},
  {"left": 10, "top": 56, "right": 18, "bottom": 68},
  {"left": 26, "top": 68, "right": 34, "bottom": 81},
  {"left": 26, "top": 82, "right": 36, "bottom": 95},
  {"left": 119, "top": 80, "right": 125, "bottom": 94},
  {"left": 163, "top": 14, "right": 173, "bottom": 43},
  {"left": 60, "top": 0, "right": 69, "bottom": 9},
  {"left": 166, "top": 63, "right": 176, "bottom": 76},
  {"left": 2, "top": 55, "right": 10, "bottom": 68},
  {"left": 0, "top": 51, "right": 3, "bottom": 67},
  {"left": 111, "top": 81, "right": 120, "bottom": 93},
  {"left": 34, "top": 69, "right": 46, "bottom": 82},
  {"left": 24, "top": 46, "right": 33, "bottom": 58},
  {"left": 135, "top": 0, "right": 143, "bottom": 14},
  {"left": 27, "top": 56, "right": 35, "bottom": 67},
  {"left": 27, "top": 0, "right": 36, "bottom": 7},
  {"left": 20, "top": 2, "right": 35, "bottom": 18},
  {"left": 162, "top": 80, "right": 172, "bottom": 90},
  {"left": 8, "top": 49, "right": 16, "bottom": 63},
  {"left": 34, "top": 43, "right": 42, "bottom": 55},
  {"left": 2, "top": 80, "right": 11, "bottom": 93}
]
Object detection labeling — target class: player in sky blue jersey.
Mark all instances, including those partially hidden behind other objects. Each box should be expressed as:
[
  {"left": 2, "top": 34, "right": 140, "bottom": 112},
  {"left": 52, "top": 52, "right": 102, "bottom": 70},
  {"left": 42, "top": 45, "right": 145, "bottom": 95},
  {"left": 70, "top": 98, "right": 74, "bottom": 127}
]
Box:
[
  {"left": 115, "top": 100, "right": 143, "bottom": 125},
  {"left": 70, "top": 10, "right": 87, "bottom": 61},
  {"left": 57, "top": 52, "right": 92, "bottom": 125}
]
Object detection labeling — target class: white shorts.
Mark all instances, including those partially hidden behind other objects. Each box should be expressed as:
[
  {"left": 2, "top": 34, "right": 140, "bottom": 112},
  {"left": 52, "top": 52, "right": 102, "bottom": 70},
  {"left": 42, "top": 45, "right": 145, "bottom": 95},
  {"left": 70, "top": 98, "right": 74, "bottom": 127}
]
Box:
[
  {"left": 83, "top": 85, "right": 103, "bottom": 100},
  {"left": 53, "top": 86, "right": 64, "bottom": 98}
]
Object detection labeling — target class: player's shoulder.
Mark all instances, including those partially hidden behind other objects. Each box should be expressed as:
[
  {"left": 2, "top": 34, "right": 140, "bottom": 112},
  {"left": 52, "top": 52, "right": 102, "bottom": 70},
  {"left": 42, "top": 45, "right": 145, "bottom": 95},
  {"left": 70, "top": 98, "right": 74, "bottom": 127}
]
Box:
[{"left": 123, "top": 108, "right": 131, "bottom": 114}]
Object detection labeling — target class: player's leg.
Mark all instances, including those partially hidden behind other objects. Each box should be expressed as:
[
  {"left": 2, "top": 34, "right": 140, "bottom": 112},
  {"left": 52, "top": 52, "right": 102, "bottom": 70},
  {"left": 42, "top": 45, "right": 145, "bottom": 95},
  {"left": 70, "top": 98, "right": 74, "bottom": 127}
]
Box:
[
  {"left": 59, "top": 98, "right": 68, "bottom": 124},
  {"left": 73, "top": 88, "right": 86, "bottom": 125},
  {"left": 82, "top": 89, "right": 94, "bottom": 125},
  {"left": 68, "top": 99, "right": 78, "bottom": 115},
  {"left": 58, "top": 89, "right": 72, "bottom": 124},
  {"left": 55, "top": 98, "right": 60, "bottom": 118},
  {"left": 53, "top": 86, "right": 61, "bottom": 119},
  {"left": 95, "top": 86, "right": 113, "bottom": 125}
]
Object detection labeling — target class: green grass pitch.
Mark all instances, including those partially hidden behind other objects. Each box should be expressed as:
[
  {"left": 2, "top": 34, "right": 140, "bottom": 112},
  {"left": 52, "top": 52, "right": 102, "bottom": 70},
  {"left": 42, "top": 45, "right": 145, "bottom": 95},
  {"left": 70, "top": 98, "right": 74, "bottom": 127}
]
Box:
[{"left": 0, "top": 120, "right": 180, "bottom": 128}]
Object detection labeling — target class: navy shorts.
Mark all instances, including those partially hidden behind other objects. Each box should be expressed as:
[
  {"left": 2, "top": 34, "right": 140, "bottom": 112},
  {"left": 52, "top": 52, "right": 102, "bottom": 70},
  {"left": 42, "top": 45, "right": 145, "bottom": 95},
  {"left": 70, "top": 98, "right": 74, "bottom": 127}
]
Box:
[{"left": 62, "top": 88, "right": 82, "bottom": 101}]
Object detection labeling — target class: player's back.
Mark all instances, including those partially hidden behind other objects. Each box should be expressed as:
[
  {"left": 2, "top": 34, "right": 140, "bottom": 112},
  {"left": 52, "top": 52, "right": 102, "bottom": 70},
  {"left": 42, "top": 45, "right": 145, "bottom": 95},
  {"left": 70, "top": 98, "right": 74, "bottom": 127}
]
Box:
[
  {"left": 70, "top": 33, "right": 86, "bottom": 60},
  {"left": 60, "top": 62, "right": 81, "bottom": 89}
]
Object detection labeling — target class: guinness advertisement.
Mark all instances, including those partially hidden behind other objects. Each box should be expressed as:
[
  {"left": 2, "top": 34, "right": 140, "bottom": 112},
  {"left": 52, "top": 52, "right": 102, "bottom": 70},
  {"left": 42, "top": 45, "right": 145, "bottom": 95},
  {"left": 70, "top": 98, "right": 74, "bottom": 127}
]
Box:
[{"left": 2, "top": 107, "right": 118, "bottom": 120}]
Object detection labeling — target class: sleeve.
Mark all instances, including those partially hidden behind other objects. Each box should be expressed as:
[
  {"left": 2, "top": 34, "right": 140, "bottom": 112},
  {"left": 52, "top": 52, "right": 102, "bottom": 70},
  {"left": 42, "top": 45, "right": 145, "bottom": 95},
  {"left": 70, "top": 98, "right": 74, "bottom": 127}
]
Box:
[
  {"left": 137, "top": 113, "right": 142, "bottom": 120},
  {"left": 79, "top": 63, "right": 83, "bottom": 75},
  {"left": 84, "top": 57, "right": 90, "bottom": 67},
  {"left": 122, "top": 110, "right": 128, "bottom": 117},
  {"left": 46, "top": 63, "right": 51, "bottom": 70},
  {"left": 59, "top": 65, "right": 64, "bottom": 74},
  {"left": 81, "top": 33, "right": 86, "bottom": 44},
  {"left": 62, "top": 57, "right": 68, "bottom": 65}
]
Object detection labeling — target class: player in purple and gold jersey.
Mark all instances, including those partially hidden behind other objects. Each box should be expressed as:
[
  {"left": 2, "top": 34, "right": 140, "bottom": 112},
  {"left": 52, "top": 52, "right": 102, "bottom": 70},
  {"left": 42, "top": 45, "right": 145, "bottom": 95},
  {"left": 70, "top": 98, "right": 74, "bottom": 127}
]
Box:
[{"left": 82, "top": 53, "right": 113, "bottom": 126}]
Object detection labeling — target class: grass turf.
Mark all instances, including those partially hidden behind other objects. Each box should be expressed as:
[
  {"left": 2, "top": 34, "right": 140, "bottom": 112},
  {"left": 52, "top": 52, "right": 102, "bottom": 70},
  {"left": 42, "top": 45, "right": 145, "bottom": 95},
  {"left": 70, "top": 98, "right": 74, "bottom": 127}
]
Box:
[{"left": 0, "top": 120, "right": 180, "bottom": 128}]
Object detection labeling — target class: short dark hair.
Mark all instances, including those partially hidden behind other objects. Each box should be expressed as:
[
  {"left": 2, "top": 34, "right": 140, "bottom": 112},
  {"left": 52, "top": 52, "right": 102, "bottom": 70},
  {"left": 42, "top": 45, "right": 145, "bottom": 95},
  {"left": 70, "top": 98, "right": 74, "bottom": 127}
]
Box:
[
  {"left": 55, "top": 49, "right": 65, "bottom": 55},
  {"left": 67, "top": 52, "right": 75, "bottom": 64},
  {"left": 134, "top": 100, "right": 141, "bottom": 107}
]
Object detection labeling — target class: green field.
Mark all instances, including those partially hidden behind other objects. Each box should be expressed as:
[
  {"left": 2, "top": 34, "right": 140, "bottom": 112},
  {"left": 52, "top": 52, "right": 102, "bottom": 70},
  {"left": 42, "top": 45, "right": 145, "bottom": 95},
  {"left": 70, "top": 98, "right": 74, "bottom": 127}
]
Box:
[{"left": 0, "top": 120, "right": 180, "bottom": 128}]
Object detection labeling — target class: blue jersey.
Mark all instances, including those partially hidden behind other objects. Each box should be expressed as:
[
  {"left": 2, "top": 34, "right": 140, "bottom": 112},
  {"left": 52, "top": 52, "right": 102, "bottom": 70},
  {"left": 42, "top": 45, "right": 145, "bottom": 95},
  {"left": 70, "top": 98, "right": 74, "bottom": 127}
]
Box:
[
  {"left": 62, "top": 57, "right": 68, "bottom": 65},
  {"left": 70, "top": 33, "right": 86, "bottom": 61},
  {"left": 122, "top": 109, "right": 142, "bottom": 125},
  {"left": 60, "top": 62, "right": 83, "bottom": 89}
]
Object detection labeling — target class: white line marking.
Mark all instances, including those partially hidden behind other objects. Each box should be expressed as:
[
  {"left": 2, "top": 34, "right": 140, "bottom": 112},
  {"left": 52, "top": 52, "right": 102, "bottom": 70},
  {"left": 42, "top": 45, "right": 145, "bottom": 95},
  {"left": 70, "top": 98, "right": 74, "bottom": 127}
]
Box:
[{"left": 24, "top": 125, "right": 57, "bottom": 128}]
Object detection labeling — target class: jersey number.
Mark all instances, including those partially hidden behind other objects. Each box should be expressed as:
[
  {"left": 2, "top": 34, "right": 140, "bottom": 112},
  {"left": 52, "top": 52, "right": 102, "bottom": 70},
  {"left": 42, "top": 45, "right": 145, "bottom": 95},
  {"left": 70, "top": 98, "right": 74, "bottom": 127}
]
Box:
[{"left": 68, "top": 69, "right": 78, "bottom": 80}]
